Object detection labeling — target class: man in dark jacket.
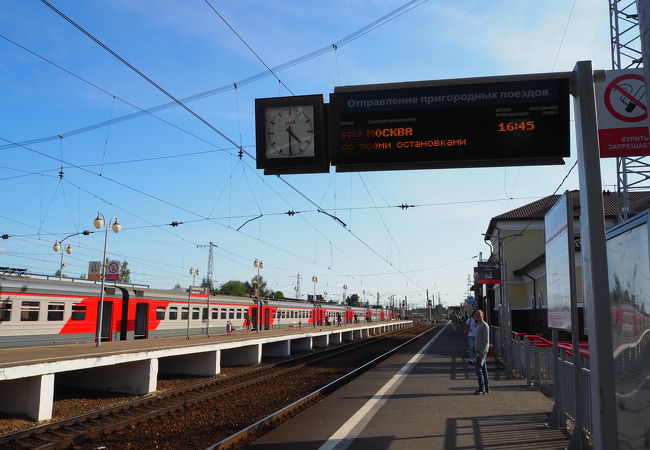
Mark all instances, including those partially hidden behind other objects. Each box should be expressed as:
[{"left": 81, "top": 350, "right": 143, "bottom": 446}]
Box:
[{"left": 474, "top": 310, "right": 490, "bottom": 394}]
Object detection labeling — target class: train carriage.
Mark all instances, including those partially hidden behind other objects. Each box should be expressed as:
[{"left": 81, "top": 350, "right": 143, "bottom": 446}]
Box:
[{"left": 0, "top": 273, "right": 388, "bottom": 349}]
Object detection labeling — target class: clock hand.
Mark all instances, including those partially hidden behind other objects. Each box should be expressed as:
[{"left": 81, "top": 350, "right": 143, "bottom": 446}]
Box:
[
  {"left": 286, "top": 126, "right": 302, "bottom": 143},
  {"left": 287, "top": 127, "right": 293, "bottom": 156}
]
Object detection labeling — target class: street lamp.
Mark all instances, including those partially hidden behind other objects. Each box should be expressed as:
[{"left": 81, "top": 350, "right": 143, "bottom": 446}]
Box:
[
  {"left": 93, "top": 212, "right": 121, "bottom": 347},
  {"left": 53, "top": 230, "right": 90, "bottom": 280},
  {"left": 311, "top": 275, "right": 318, "bottom": 327},
  {"left": 189, "top": 267, "right": 200, "bottom": 286},
  {"left": 253, "top": 259, "right": 264, "bottom": 332},
  {"left": 342, "top": 284, "right": 348, "bottom": 306}
]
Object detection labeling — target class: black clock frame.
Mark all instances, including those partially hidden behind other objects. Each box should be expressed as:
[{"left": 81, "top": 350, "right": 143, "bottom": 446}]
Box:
[{"left": 255, "top": 94, "right": 329, "bottom": 174}]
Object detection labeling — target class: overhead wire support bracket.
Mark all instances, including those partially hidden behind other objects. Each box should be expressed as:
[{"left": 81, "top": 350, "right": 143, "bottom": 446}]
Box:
[{"left": 236, "top": 214, "right": 263, "bottom": 231}]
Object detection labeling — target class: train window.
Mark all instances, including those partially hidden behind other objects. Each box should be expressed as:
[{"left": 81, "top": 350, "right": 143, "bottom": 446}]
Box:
[
  {"left": 169, "top": 307, "right": 178, "bottom": 320},
  {"left": 228, "top": 308, "right": 234, "bottom": 319},
  {"left": 220, "top": 309, "right": 226, "bottom": 319},
  {"left": 71, "top": 303, "right": 86, "bottom": 321},
  {"left": 236, "top": 309, "right": 242, "bottom": 319},
  {"left": 181, "top": 307, "right": 189, "bottom": 320},
  {"left": 202, "top": 308, "right": 208, "bottom": 320},
  {"left": 20, "top": 301, "right": 39, "bottom": 321},
  {"left": 211, "top": 308, "right": 218, "bottom": 319},
  {"left": 156, "top": 306, "right": 165, "bottom": 320},
  {"left": 47, "top": 302, "right": 65, "bottom": 321},
  {"left": 290, "top": 311, "right": 295, "bottom": 319},
  {"left": 281, "top": 310, "right": 285, "bottom": 319},
  {"left": 192, "top": 308, "right": 200, "bottom": 320},
  {"left": 272, "top": 311, "right": 276, "bottom": 319},
  {"left": 0, "top": 300, "right": 12, "bottom": 321}
]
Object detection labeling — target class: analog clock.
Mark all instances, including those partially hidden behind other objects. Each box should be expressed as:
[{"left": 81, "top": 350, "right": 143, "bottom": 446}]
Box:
[{"left": 264, "top": 105, "right": 315, "bottom": 158}]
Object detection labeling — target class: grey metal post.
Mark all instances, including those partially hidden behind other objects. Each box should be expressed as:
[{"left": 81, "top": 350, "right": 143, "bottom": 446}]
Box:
[
  {"left": 572, "top": 60, "right": 618, "bottom": 450},
  {"left": 186, "top": 288, "right": 191, "bottom": 339},
  {"left": 546, "top": 328, "right": 564, "bottom": 429},
  {"left": 639, "top": 0, "right": 650, "bottom": 130},
  {"left": 96, "top": 226, "right": 109, "bottom": 346},
  {"left": 566, "top": 192, "right": 589, "bottom": 449}
]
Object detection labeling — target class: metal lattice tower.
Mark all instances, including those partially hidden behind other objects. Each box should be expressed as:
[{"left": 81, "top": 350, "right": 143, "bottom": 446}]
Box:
[
  {"left": 197, "top": 242, "right": 217, "bottom": 286},
  {"left": 610, "top": 0, "right": 648, "bottom": 220}
]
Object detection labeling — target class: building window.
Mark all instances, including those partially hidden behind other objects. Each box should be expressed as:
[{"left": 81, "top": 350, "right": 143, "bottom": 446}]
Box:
[
  {"left": 47, "top": 302, "right": 65, "bottom": 321},
  {"left": 21, "top": 301, "right": 39, "bottom": 321},
  {"left": 169, "top": 307, "right": 178, "bottom": 320},
  {"left": 71, "top": 303, "right": 86, "bottom": 321},
  {"left": 156, "top": 306, "right": 165, "bottom": 320},
  {"left": 0, "top": 300, "right": 12, "bottom": 321}
]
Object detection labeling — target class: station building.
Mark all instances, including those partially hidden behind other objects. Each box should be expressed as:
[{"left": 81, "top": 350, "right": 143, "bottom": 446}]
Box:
[{"left": 482, "top": 190, "right": 650, "bottom": 336}]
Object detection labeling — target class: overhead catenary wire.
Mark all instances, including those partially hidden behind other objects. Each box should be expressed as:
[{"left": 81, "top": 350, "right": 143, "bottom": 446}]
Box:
[{"left": 2, "top": 0, "right": 431, "bottom": 150}]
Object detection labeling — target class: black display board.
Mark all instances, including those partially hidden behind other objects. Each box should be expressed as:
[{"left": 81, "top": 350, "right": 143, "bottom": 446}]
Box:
[{"left": 330, "top": 76, "right": 570, "bottom": 171}]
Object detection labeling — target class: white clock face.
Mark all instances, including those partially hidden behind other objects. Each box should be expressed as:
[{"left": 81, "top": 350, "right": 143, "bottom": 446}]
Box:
[{"left": 265, "top": 105, "right": 315, "bottom": 158}]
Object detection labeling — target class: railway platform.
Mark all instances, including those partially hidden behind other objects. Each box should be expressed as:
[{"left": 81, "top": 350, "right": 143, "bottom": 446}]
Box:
[
  {"left": 0, "top": 321, "right": 407, "bottom": 421},
  {"left": 248, "top": 322, "right": 570, "bottom": 449}
]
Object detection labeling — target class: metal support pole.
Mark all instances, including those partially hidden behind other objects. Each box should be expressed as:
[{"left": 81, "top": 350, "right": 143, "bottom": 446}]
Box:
[
  {"left": 96, "top": 225, "right": 109, "bottom": 346},
  {"left": 572, "top": 60, "right": 618, "bottom": 450}
]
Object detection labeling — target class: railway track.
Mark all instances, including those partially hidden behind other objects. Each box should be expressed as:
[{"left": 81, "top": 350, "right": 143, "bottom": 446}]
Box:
[{"left": 0, "top": 325, "right": 431, "bottom": 449}]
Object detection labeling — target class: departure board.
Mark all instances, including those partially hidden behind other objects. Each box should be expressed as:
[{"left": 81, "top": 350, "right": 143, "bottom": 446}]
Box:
[{"left": 330, "top": 76, "right": 570, "bottom": 171}]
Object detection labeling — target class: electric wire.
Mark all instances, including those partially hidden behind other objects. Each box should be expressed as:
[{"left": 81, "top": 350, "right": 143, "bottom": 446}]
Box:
[
  {"left": 0, "top": 33, "right": 231, "bottom": 154},
  {"left": 202, "top": 0, "right": 294, "bottom": 95},
  {"left": 3, "top": 0, "right": 431, "bottom": 150}
]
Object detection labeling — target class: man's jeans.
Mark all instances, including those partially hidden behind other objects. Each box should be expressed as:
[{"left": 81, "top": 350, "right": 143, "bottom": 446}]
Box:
[
  {"left": 475, "top": 354, "right": 489, "bottom": 392},
  {"left": 467, "top": 335, "right": 475, "bottom": 361}
]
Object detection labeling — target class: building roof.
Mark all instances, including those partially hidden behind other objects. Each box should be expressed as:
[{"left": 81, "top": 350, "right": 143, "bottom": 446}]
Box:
[{"left": 484, "top": 190, "right": 650, "bottom": 239}]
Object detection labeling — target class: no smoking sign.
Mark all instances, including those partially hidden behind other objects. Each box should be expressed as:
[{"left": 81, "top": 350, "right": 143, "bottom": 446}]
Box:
[{"left": 596, "top": 69, "right": 650, "bottom": 158}]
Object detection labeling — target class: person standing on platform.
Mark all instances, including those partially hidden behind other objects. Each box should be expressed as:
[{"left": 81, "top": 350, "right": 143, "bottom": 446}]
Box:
[
  {"left": 464, "top": 310, "right": 478, "bottom": 364},
  {"left": 474, "top": 310, "right": 490, "bottom": 395}
]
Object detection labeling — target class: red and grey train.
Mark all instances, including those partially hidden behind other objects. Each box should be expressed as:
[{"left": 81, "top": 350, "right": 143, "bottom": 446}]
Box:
[{"left": 0, "top": 273, "right": 389, "bottom": 348}]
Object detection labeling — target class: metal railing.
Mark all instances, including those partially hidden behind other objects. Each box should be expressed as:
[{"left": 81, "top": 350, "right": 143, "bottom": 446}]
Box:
[{"left": 490, "top": 327, "right": 592, "bottom": 437}]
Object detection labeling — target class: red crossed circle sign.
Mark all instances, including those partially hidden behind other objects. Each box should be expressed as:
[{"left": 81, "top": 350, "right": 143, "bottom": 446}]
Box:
[
  {"left": 108, "top": 261, "right": 120, "bottom": 274},
  {"left": 604, "top": 73, "right": 648, "bottom": 122}
]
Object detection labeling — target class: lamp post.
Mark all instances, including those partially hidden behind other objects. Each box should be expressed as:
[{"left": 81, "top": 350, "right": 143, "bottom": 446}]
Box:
[
  {"left": 189, "top": 267, "right": 200, "bottom": 286},
  {"left": 342, "top": 284, "right": 348, "bottom": 306},
  {"left": 311, "top": 275, "right": 318, "bottom": 327},
  {"left": 93, "top": 213, "right": 121, "bottom": 347},
  {"left": 253, "top": 259, "right": 263, "bottom": 333},
  {"left": 53, "top": 230, "right": 90, "bottom": 280}
]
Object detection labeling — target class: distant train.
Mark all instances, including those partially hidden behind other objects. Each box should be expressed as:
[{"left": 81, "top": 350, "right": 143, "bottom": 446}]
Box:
[{"left": 0, "top": 273, "right": 390, "bottom": 348}]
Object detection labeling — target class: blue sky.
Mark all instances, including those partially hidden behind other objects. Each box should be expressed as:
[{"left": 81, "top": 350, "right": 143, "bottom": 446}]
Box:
[{"left": 0, "top": 0, "right": 615, "bottom": 307}]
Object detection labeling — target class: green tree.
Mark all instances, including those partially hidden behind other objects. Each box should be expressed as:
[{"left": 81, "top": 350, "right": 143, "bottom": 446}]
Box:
[
  {"left": 271, "top": 290, "right": 284, "bottom": 299},
  {"left": 346, "top": 293, "right": 361, "bottom": 307},
  {"left": 200, "top": 276, "right": 216, "bottom": 294},
  {"left": 218, "top": 280, "right": 250, "bottom": 297},
  {"left": 120, "top": 261, "right": 131, "bottom": 283},
  {"left": 251, "top": 275, "right": 268, "bottom": 296}
]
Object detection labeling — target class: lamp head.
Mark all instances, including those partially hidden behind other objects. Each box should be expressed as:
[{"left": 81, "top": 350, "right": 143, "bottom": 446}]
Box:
[
  {"left": 93, "top": 214, "right": 104, "bottom": 229},
  {"left": 53, "top": 241, "right": 61, "bottom": 252},
  {"left": 65, "top": 244, "right": 73, "bottom": 255},
  {"left": 111, "top": 219, "right": 121, "bottom": 233}
]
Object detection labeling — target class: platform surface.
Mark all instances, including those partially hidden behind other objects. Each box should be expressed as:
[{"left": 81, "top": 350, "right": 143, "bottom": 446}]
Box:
[{"left": 248, "top": 323, "right": 570, "bottom": 450}]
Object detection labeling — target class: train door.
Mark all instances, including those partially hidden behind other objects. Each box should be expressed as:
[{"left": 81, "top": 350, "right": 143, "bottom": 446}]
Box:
[
  {"left": 99, "top": 301, "right": 113, "bottom": 342},
  {"left": 251, "top": 306, "right": 259, "bottom": 330},
  {"left": 134, "top": 302, "right": 148, "bottom": 339},
  {"left": 264, "top": 307, "right": 270, "bottom": 330}
]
